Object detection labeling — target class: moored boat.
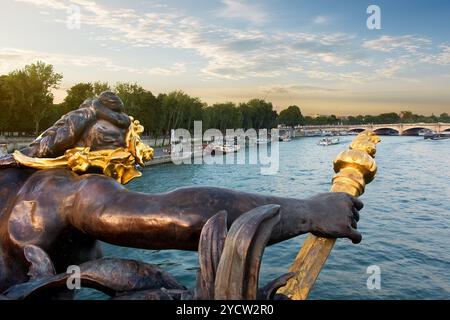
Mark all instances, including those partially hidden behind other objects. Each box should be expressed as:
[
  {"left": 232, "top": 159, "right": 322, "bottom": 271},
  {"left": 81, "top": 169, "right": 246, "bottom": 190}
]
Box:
[
  {"left": 209, "top": 143, "right": 241, "bottom": 155},
  {"left": 317, "top": 137, "right": 340, "bottom": 146},
  {"left": 426, "top": 132, "right": 450, "bottom": 140},
  {"left": 256, "top": 138, "right": 270, "bottom": 145},
  {"left": 279, "top": 134, "right": 292, "bottom": 142}
]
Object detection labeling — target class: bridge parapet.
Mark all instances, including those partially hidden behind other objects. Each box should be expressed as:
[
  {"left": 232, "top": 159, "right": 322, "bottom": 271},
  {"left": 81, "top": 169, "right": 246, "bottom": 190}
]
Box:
[{"left": 297, "top": 123, "right": 450, "bottom": 135}]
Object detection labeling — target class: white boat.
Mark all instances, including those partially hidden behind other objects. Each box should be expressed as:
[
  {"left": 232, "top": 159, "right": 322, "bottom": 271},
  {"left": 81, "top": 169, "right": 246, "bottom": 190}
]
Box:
[
  {"left": 426, "top": 132, "right": 450, "bottom": 140},
  {"left": 317, "top": 137, "right": 340, "bottom": 146},
  {"left": 210, "top": 144, "right": 241, "bottom": 155},
  {"left": 279, "top": 135, "right": 292, "bottom": 142},
  {"left": 256, "top": 138, "right": 269, "bottom": 145}
]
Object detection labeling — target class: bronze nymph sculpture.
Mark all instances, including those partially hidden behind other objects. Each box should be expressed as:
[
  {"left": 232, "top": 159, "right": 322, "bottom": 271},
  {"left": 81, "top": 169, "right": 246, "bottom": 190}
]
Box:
[{"left": 0, "top": 92, "right": 364, "bottom": 300}]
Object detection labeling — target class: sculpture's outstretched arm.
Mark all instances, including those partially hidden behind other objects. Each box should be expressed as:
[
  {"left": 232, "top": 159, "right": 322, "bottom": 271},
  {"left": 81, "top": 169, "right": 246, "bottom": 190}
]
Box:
[{"left": 68, "top": 174, "right": 363, "bottom": 251}]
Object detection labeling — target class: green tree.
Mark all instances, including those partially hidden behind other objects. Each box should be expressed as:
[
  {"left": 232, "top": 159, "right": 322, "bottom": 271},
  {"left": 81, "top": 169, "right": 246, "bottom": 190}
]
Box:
[
  {"left": 239, "top": 99, "right": 277, "bottom": 130},
  {"left": 203, "top": 102, "right": 242, "bottom": 132},
  {"left": 93, "top": 82, "right": 110, "bottom": 95},
  {"left": 63, "top": 81, "right": 111, "bottom": 113},
  {"left": 63, "top": 83, "right": 94, "bottom": 112},
  {"left": 6, "top": 61, "right": 62, "bottom": 134},
  {"left": 279, "top": 105, "right": 303, "bottom": 128},
  {"left": 115, "top": 82, "right": 158, "bottom": 135},
  {"left": 0, "top": 75, "right": 13, "bottom": 132},
  {"left": 399, "top": 111, "right": 416, "bottom": 123},
  {"left": 158, "top": 91, "right": 205, "bottom": 144},
  {"left": 376, "top": 112, "right": 400, "bottom": 124}
]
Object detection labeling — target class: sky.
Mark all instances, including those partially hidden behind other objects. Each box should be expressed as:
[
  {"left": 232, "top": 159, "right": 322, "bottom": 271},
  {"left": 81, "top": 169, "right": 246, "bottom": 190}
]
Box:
[{"left": 0, "top": 0, "right": 450, "bottom": 116}]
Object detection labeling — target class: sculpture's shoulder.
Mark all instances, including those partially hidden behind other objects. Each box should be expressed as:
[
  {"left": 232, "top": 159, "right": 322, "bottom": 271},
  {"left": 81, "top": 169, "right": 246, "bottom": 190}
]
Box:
[
  {"left": 26, "top": 107, "right": 97, "bottom": 158},
  {"left": 5, "top": 169, "right": 81, "bottom": 247}
]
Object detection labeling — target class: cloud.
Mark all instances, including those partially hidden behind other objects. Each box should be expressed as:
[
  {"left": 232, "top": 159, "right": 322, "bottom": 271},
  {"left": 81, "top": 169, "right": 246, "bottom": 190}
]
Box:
[
  {"left": 363, "top": 36, "right": 450, "bottom": 78},
  {"left": 216, "top": 0, "right": 268, "bottom": 24},
  {"left": 0, "top": 48, "right": 186, "bottom": 76},
  {"left": 260, "top": 84, "right": 339, "bottom": 96},
  {"left": 423, "top": 44, "right": 450, "bottom": 65},
  {"left": 313, "top": 15, "right": 328, "bottom": 25},
  {"left": 15, "top": 0, "right": 67, "bottom": 9},
  {"left": 374, "top": 57, "right": 412, "bottom": 78},
  {"left": 363, "top": 35, "right": 431, "bottom": 53},
  {"left": 50, "top": 1, "right": 359, "bottom": 79},
  {"left": 147, "top": 63, "right": 186, "bottom": 76},
  {"left": 10, "top": 0, "right": 450, "bottom": 84},
  {"left": 0, "top": 47, "right": 107, "bottom": 74}
]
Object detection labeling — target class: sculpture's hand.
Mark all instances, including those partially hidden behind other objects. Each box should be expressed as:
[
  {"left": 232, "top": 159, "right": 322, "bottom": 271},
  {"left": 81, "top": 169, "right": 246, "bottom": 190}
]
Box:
[{"left": 307, "top": 192, "right": 363, "bottom": 244}]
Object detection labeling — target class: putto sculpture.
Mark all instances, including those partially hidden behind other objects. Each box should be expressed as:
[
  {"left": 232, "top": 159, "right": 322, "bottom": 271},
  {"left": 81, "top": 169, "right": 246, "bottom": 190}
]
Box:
[{"left": 0, "top": 92, "right": 365, "bottom": 300}]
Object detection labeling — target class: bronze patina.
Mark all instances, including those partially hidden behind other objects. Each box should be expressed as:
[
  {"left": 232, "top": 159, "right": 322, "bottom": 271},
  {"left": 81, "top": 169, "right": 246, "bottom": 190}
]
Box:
[{"left": 0, "top": 92, "right": 366, "bottom": 300}]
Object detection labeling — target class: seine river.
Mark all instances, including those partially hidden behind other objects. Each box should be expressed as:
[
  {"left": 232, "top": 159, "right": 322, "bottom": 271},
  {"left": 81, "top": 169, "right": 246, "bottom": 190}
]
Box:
[{"left": 82, "top": 136, "right": 450, "bottom": 299}]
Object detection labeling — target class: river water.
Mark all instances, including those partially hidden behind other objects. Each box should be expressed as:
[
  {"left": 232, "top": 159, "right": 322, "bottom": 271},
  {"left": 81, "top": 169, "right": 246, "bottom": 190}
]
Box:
[{"left": 83, "top": 136, "right": 449, "bottom": 299}]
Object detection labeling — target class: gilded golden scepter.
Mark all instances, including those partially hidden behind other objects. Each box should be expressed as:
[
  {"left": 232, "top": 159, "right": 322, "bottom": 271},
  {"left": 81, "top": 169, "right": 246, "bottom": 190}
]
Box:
[{"left": 278, "top": 131, "right": 381, "bottom": 300}]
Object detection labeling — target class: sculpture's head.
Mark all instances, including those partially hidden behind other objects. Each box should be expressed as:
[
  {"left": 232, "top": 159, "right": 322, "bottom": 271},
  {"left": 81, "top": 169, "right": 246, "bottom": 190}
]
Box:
[
  {"left": 94, "top": 91, "right": 125, "bottom": 112},
  {"left": 5, "top": 91, "right": 154, "bottom": 184}
]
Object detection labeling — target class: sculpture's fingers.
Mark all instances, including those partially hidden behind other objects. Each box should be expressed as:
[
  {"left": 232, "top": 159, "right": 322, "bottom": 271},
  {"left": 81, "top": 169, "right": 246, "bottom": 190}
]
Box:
[
  {"left": 23, "top": 245, "right": 56, "bottom": 280},
  {"left": 348, "top": 228, "right": 362, "bottom": 244},
  {"left": 258, "top": 272, "right": 295, "bottom": 300},
  {"left": 351, "top": 217, "right": 358, "bottom": 229},
  {"left": 196, "top": 210, "right": 228, "bottom": 300},
  {"left": 350, "top": 196, "right": 364, "bottom": 210},
  {"left": 214, "top": 204, "right": 281, "bottom": 300},
  {"left": 352, "top": 207, "right": 360, "bottom": 222}
]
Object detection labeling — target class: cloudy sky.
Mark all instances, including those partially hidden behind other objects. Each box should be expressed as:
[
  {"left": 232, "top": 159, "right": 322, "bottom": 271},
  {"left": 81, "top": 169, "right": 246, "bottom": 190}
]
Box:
[{"left": 1, "top": 0, "right": 449, "bottom": 115}]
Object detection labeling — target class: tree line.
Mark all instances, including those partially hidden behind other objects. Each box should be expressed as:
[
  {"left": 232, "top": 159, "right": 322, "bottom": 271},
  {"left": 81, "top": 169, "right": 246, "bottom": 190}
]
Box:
[{"left": 0, "top": 62, "right": 448, "bottom": 136}]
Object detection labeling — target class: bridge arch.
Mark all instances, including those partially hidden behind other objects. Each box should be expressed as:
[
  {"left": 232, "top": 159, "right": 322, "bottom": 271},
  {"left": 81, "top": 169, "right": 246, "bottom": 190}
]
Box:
[
  {"left": 402, "top": 127, "right": 432, "bottom": 136},
  {"left": 373, "top": 127, "right": 400, "bottom": 136},
  {"left": 348, "top": 127, "right": 365, "bottom": 133}
]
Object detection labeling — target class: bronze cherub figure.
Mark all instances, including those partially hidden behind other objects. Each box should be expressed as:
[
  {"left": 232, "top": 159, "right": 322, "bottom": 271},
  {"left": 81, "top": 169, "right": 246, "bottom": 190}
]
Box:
[{"left": 0, "top": 92, "right": 363, "bottom": 299}]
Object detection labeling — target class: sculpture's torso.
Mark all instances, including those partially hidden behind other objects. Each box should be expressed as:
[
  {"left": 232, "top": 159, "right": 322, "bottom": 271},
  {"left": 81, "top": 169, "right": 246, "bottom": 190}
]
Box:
[{"left": 0, "top": 168, "right": 102, "bottom": 292}]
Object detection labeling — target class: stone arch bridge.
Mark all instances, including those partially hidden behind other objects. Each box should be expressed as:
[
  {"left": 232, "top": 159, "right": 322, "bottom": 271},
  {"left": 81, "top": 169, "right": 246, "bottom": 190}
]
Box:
[{"left": 298, "top": 123, "right": 450, "bottom": 135}]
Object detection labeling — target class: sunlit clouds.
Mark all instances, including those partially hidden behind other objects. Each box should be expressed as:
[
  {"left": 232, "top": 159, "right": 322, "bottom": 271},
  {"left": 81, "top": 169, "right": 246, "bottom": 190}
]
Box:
[{"left": 1, "top": 0, "right": 450, "bottom": 115}]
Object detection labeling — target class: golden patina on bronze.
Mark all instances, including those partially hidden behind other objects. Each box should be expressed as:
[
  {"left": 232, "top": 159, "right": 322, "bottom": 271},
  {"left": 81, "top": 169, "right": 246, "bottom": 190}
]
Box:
[
  {"left": 125, "top": 117, "right": 154, "bottom": 166},
  {"left": 277, "top": 130, "right": 380, "bottom": 300},
  {"left": 12, "top": 117, "right": 154, "bottom": 185},
  {"left": 349, "top": 130, "right": 381, "bottom": 157}
]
